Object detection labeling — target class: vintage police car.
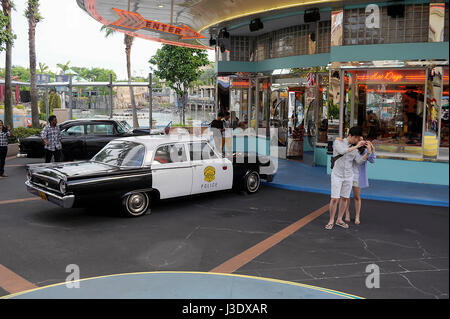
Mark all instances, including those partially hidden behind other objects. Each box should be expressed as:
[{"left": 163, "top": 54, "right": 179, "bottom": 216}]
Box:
[{"left": 25, "top": 135, "right": 275, "bottom": 217}]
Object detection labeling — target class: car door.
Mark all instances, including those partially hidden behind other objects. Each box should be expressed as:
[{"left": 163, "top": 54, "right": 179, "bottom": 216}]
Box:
[
  {"left": 151, "top": 143, "right": 193, "bottom": 199},
  {"left": 85, "top": 122, "right": 116, "bottom": 158},
  {"left": 60, "top": 124, "right": 86, "bottom": 160},
  {"left": 188, "top": 141, "right": 233, "bottom": 195}
]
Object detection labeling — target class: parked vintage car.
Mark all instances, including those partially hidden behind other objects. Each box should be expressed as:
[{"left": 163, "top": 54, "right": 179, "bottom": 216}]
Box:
[
  {"left": 18, "top": 119, "right": 164, "bottom": 160},
  {"left": 25, "top": 135, "right": 275, "bottom": 217}
]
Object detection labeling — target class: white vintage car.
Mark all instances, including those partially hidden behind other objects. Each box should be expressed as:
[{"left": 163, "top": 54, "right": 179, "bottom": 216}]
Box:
[{"left": 26, "top": 135, "right": 276, "bottom": 217}]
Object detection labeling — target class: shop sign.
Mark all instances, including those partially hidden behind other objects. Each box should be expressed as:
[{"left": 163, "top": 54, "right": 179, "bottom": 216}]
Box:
[
  {"left": 357, "top": 71, "right": 426, "bottom": 83},
  {"left": 112, "top": 8, "right": 204, "bottom": 39}
]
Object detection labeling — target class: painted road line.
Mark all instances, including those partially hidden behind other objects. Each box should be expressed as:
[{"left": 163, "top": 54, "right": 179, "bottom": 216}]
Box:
[
  {"left": 5, "top": 156, "right": 17, "bottom": 161},
  {"left": 5, "top": 164, "right": 25, "bottom": 168},
  {"left": 210, "top": 204, "right": 330, "bottom": 274},
  {"left": 0, "top": 264, "right": 37, "bottom": 294},
  {"left": 0, "top": 198, "right": 40, "bottom": 205}
]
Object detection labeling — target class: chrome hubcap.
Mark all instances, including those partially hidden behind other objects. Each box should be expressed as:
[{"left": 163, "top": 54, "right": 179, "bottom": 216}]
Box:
[
  {"left": 247, "top": 173, "right": 260, "bottom": 192},
  {"left": 128, "top": 193, "right": 147, "bottom": 214}
]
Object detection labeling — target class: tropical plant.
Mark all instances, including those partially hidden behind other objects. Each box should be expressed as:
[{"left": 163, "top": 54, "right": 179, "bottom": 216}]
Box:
[
  {"left": 1, "top": 0, "right": 15, "bottom": 129},
  {"left": 56, "top": 60, "right": 71, "bottom": 75},
  {"left": 25, "top": 0, "right": 43, "bottom": 128},
  {"left": 100, "top": 25, "right": 139, "bottom": 128},
  {"left": 149, "top": 45, "right": 209, "bottom": 125},
  {"left": 39, "top": 89, "right": 60, "bottom": 115},
  {"left": 0, "top": 2, "right": 14, "bottom": 52},
  {"left": 37, "top": 62, "right": 48, "bottom": 74}
]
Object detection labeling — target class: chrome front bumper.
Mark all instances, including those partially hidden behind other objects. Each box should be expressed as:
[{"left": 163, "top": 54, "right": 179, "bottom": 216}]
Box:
[{"left": 25, "top": 180, "right": 75, "bottom": 208}]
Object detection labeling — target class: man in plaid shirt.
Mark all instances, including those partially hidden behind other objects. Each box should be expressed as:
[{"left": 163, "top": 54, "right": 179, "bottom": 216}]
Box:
[
  {"left": 41, "top": 115, "right": 62, "bottom": 163},
  {"left": 0, "top": 119, "right": 12, "bottom": 177}
]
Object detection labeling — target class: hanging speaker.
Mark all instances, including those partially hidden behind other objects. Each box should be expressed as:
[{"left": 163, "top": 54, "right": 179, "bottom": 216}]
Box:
[
  {"left": 304, "top": 8, "right": 320, "bottom": 23},
  {"left": 249, "top": 18, "right": 264, "bottom": 32},
  {"left": 387, "top": 1, "right": 405, "bottom": 18}
]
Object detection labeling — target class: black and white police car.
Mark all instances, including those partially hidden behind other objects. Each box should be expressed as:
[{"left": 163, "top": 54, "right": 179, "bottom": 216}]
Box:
[{"left": 25, "top": 135, "right": 276, "bottom": 217}]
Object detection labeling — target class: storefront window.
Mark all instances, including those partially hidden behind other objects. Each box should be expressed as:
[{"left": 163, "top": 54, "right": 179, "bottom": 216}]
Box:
[{"left": 350, "top": 69, "right": 427, "bottom": 157}]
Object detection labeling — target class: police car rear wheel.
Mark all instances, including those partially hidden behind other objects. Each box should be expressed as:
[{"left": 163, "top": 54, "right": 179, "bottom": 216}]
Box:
[
  {"left": 245, "top": 171, "right": 261, "bottom": 194},
  {"left": 122, "top": 192, "right": 150, "bottom": 217}
]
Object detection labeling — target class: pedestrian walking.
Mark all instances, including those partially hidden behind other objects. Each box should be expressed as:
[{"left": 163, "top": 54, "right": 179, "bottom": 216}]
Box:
[
  {"left": 344, "top": 139, "right": 376, "bottom": 225},
  {"left": 325, "top": 126, "right": 369, "bottom": 230},
  {"left": 41, "top": 115, "right": 62, "bottom": 163},
  {"left": 0, "top": 120, "right": 12, "bottom": 178}
]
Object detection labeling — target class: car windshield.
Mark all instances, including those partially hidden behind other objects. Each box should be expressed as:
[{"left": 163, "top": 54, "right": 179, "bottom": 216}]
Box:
[
  {"left": 91, "top": 141, "right": 145, "bottom": 167},
  {"left": 119, "top": 120, "right": 133, "bottom": 132}
]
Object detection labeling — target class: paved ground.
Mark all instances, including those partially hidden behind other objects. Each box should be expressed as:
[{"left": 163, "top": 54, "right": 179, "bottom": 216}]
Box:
[{"left": 0, "top": 157, "right": 448, "bottom": 299}]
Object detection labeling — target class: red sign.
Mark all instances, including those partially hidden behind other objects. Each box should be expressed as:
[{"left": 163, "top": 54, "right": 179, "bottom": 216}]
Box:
[
  {"left": 112, "top": 8, "right": 205, "bottom": 40},
  {"left": 357, "top": 70, "right": 426, "bottom": 83}
]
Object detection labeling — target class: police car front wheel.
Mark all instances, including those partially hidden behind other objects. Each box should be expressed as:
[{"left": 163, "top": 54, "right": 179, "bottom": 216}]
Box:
[{"left": 122, "top": 192, "right": 150, "bottom": 217}]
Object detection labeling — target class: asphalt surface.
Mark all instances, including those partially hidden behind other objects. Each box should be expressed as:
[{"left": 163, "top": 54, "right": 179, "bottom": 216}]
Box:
[{"left": 0, "top": 157, "right": 448, "bottom": 299}]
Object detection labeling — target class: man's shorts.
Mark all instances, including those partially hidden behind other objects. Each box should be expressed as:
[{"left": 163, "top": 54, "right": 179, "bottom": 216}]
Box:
[{"left": 331, "top": 174, "right": 353, "bottom": 199}]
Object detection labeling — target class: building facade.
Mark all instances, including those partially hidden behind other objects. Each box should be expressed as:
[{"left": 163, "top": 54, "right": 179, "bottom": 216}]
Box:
[{"left": 78, "top": 0, "right": 449, "bottom": 185}]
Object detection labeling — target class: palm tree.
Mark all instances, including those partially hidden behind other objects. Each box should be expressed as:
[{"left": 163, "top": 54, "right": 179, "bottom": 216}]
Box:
[
  {"left": 56, "top": 60, "right": 71, "bottom": 75},
  {"left": 1, "top": 0, "right": 13, "bottom": 129},
  {"left": 100, "top": 25, "right": 139, "bottom": 128},
  {"left": 25, "top": 0, "right": 42, "bottom": 128},
  {"left": 37, "top": 62, "right": 48, "bottom": 74}
]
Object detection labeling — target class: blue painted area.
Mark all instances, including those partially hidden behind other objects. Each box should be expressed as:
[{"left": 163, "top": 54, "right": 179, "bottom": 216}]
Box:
[
  {"left": 325, "top": 154, "right": 449, "bottom": 186},
  {"left": 7, "top": 272, "right": 360, "bottom": 299},
  {"left": 0, "top": 114, "right": 31, "bottom": 127},
  {"left": 314, "top": 146, "right": 328, "bottom": 167},
  {"left": 330, "top": 42, "right": 449, "bottom": 62},
  {"left": 216, "top": 53, "right": 330, "bottom": 73},
  {"left": 267, "top": 159, "right": 449, "bottom": 207},
  {"left": 216, "top": 42, "right": 448, "bottom": 73}
]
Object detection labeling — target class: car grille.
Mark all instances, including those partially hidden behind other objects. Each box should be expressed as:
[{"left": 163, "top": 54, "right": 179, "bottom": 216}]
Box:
[{"left": 31, "top": 175, "right": 60, "bottom": 192}]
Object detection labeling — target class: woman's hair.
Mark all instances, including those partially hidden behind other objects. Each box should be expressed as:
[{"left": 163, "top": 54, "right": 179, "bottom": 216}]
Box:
[{"left": 0, "top": 120, "right": 7, "bottom": 133}]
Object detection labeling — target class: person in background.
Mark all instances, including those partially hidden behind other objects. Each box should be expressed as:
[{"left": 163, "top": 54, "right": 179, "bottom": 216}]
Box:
[
  {"left": 223, "top": 111, "right": 231, "bottom": 129},
  {"left": 326, "top": 126, "right": 368, "bottom": 230},
  {"left": 0, "top": 120, "right": 12, "bottom": 178},
  {"left": 41, "top": 115, "right": 62, "bottom": 163},
  {"left": 210, "top": 112, "right": 225, "bottom": 153},
  {"left": 342, "top": 138, "right": 376, "bottom": 225}
]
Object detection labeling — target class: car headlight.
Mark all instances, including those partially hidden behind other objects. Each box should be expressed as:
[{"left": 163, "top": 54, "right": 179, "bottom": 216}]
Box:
[{"left": 59, "top": 181, "right": 67, "bottom": 194}]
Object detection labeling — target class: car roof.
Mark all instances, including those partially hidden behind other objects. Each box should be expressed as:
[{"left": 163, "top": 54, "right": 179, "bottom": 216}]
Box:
[
  {"left": 113, "top": 135, "right": 209, "bottom": 149},
  {"left": 60, "top": 118, "right": 117, "bottom": 125}
]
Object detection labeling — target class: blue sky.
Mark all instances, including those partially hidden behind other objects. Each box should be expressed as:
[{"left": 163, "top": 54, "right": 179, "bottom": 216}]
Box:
[{"left": 0, "top": 0, "right": 215, "bottom": 80}]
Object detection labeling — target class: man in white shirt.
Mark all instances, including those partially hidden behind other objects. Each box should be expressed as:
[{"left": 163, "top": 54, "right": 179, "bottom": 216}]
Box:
[{"left": 325, "top": 126, "right": 368, "bottom": 230}]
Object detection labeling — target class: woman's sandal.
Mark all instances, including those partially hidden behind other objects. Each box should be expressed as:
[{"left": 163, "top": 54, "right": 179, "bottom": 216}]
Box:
[
  {"left": 325, "top": 223, "right": 334, "bottom": 230},
  {"left": 355, "top": 219, "right": 360, "bottom": 225},
  {"left": 335, "top": 221, "right": 349, "bottom": 229}
]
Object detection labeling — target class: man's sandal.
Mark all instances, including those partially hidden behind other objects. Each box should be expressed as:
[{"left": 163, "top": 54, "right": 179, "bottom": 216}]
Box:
[
  {"left": 335, "top": 221, "right": 349, "bottom": 229},
  {"left": 325, "top": 223, "right": 334, "bottom": 230}
]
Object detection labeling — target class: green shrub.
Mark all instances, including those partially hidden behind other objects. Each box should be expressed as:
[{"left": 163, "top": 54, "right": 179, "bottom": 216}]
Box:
[
  {"left": 8, "top": 127, "right": 43, "bottom": 144},
  {"left": 15, "top": 105, "right": 25, "bottom": 109}
]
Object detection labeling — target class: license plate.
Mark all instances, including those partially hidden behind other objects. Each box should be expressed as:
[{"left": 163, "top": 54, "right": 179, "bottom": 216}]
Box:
[{"left": 38, "top": 191, "right": 48, "bottom": 201}]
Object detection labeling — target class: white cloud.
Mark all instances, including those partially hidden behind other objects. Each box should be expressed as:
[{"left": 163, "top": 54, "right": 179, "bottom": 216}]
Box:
[{"left": 1, "top": 0, "right": 215, "bottom": 79}]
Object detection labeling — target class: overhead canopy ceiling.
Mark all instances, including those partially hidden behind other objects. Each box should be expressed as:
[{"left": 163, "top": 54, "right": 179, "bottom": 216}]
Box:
[{"left": 77, "top": 0, "right": 381, "bottom": 49}]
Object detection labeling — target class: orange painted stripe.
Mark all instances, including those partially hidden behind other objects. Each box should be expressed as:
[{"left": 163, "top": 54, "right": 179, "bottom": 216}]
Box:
[
  {"left": 0, "top": 198, "right": 40, "bottom": 205},
  {"left": 0, "top": 264, "right": 37, "bottom": 294},
  {"left": 5, "top": 156, "right": 16, "bottom": 161},
  {"left": 210, "top": 204, "right": 329, "bottom": 274}
]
